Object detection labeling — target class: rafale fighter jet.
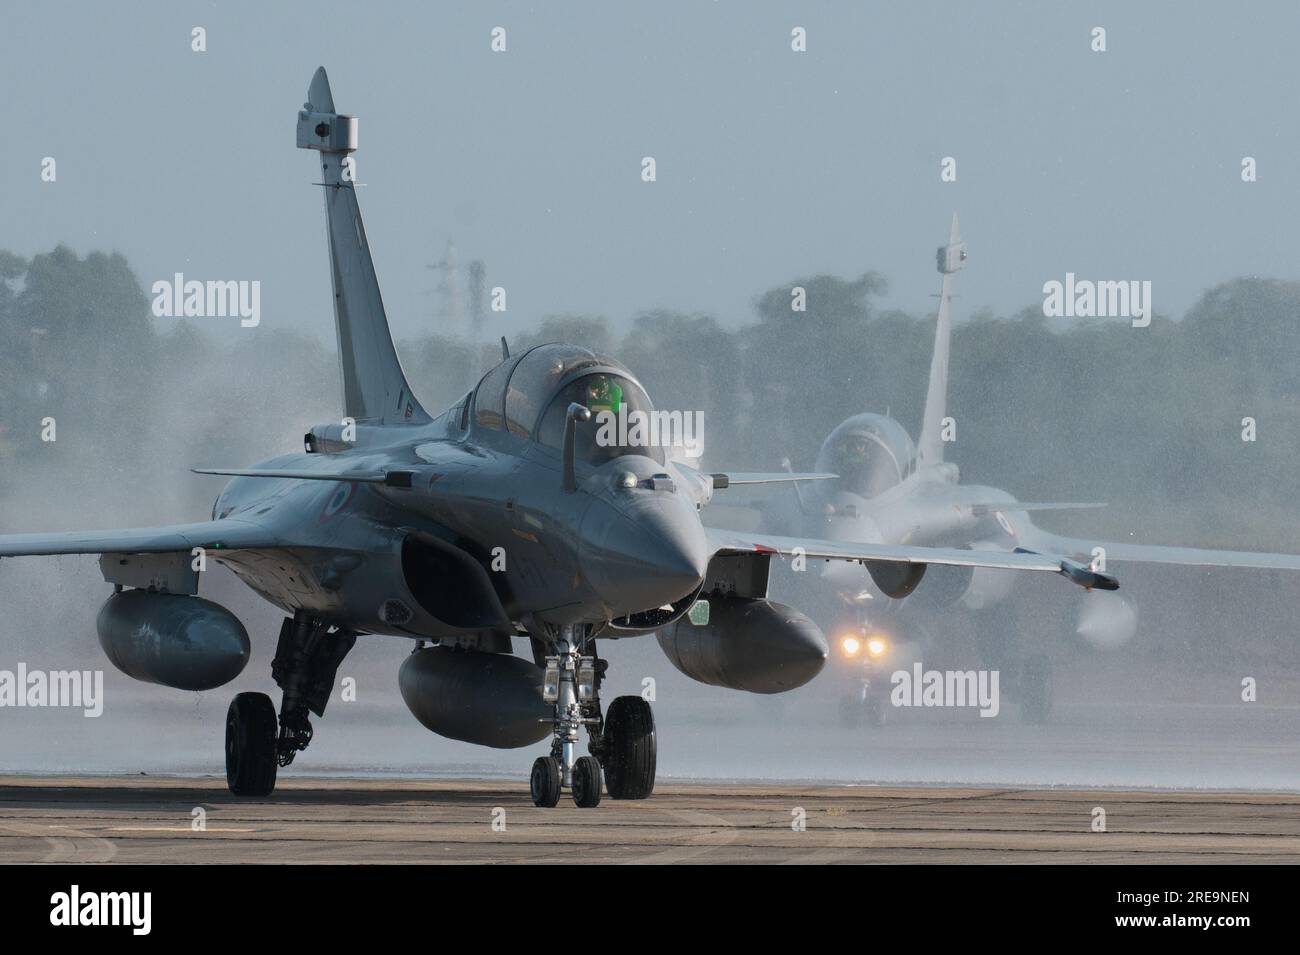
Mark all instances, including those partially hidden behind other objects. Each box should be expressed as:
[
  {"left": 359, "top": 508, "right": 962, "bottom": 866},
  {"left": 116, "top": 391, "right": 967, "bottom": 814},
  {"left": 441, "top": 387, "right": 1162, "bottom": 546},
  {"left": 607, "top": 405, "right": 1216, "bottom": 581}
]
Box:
[
  {"left": 752, "top": 216, "right": 1300, "bottom": 725},
  {"left": 0, "top": 70, "right": 1121, "bottom": 808}
]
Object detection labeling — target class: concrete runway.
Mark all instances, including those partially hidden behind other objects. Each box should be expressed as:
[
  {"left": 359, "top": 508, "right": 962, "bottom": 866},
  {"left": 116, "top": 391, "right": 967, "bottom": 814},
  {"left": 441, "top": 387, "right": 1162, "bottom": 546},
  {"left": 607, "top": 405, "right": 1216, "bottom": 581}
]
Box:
[{"left": 1, "top": 775, "right": 1297, "bottom": 863}]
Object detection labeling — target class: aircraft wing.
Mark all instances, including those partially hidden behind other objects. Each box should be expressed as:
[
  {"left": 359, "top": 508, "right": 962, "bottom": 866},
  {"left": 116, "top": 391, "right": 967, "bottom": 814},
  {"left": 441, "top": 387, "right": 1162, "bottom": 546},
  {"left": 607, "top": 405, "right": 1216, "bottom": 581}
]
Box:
[
  {"left": 1027, "top": 530, "right": 1300, "bottom": 572},
  {"left": 0, "top": 517, "right": 280, "bottom": 558},
  {"left": 970, "top": 501, "right": 1106, "bottom": 515},
  {"left": 194, "top": 466, "right": 426, "bottom": 488},
  {"left": 704, "top": 527, "right": 1118, "bottom": 591},
  {"left": 710, "top": 472, "right": 836, "bottom": 488}
]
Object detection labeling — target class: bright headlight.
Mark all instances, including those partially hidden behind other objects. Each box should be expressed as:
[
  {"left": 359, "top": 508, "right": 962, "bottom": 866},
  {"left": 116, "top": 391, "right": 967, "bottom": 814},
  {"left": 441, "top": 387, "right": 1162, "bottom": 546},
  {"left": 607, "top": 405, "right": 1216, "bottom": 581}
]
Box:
[
  {"left": 866, "top": 637, "right": 888, "bottom": 658},
  {"left": 840, "top": 635, "right": 862, "bottom": 658}
]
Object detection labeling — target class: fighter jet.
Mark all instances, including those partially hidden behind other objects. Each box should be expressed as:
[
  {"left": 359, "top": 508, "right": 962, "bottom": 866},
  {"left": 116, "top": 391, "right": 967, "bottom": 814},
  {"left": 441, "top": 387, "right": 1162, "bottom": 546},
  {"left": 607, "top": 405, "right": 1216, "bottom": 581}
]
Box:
[
  {"left": 0, "top": 71, "right": 1119, "bottom": 807},
  {"left": 748, "top": 215, "right": 1300, "bottom": 724}
]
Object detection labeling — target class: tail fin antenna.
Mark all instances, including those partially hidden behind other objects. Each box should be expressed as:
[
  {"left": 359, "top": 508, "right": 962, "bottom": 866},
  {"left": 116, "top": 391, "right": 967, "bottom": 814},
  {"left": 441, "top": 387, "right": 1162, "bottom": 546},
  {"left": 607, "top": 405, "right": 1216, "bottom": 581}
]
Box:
[{"left": 297, "top": 67, "right": 429, "bottom": 425}]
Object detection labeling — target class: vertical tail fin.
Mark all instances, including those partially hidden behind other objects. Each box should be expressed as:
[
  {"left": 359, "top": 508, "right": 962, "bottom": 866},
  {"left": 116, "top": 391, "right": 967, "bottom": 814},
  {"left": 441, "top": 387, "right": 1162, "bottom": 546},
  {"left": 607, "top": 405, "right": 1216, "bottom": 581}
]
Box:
[
  {"left": 297, "top": 67, "right": 429, "bottom": 425},
  {"left": 915, "top": 213, "right": 966, "bottom": 469}
]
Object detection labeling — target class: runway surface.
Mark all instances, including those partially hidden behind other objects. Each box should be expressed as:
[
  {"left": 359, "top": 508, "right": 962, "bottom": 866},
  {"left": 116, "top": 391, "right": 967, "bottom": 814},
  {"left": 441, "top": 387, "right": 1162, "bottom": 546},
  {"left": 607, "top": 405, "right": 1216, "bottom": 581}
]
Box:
[{"left": 1, "top": 775, "right": 1297, "bottom": 863}]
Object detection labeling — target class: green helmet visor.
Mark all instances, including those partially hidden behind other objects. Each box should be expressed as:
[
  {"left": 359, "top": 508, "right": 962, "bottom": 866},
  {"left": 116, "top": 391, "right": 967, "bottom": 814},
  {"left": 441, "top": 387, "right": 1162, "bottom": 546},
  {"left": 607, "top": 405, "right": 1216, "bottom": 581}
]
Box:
[{"left": 585, "top": 376, "right": 623, "bottom": 414}]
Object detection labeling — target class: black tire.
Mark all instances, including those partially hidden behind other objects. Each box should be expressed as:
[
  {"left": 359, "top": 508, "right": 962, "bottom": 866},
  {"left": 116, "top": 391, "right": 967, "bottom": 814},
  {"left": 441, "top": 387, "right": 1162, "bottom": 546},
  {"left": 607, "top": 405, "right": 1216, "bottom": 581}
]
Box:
[
  {"left": 1020, "top": 655, "right": 1053, "bottom": 724},
  {"left": 602, "top": 695, "right": 656, "bottom": 799},
  {"left": 572, "top": 755, "right": 602, "bottom": 808},
  {"left": 226, "top": 692, "right": 278, "bottom": 797},
  {"left": 530, "top": 756, "right": 561, "bottom": 808}
]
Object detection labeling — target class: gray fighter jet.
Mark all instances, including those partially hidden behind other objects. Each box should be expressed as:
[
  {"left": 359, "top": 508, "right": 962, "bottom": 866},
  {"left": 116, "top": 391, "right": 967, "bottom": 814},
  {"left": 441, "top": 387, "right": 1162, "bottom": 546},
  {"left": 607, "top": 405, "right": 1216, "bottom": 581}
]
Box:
[
  {"left": 749, "top": 215, "right": 1300, "bottom": 724},
  {"left": 0, "top": 71, "right": 1119, "bottom": 807}
]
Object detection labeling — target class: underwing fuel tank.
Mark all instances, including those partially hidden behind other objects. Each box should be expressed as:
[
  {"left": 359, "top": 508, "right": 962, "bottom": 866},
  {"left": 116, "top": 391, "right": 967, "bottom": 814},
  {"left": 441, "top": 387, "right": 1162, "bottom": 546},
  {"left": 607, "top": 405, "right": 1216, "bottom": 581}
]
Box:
[
  {"left": 399, "top": 646, "right": 551, "bottom": 748},
  {"left": 96, "top": 590, "right": 250, "bottom": 691},
  {"left": 656, "top": 596, "right": 828, "bottom": 694}
]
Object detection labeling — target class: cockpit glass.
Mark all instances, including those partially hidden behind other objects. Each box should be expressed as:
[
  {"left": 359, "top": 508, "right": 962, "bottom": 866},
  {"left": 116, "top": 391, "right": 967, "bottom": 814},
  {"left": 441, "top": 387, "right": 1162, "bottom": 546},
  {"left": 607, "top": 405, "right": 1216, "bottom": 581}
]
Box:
[
  {"left": 815, "top": 416, "right": 914, "bottom": 497},
  {"left": 503, "top": 343, "right": 601, "bottom": 437},
  {"left": 537, "top": 373, "right": 664, "bottom": 465},
  {"left": 473, "top": 356, "right": 521, "bottom": 431}
]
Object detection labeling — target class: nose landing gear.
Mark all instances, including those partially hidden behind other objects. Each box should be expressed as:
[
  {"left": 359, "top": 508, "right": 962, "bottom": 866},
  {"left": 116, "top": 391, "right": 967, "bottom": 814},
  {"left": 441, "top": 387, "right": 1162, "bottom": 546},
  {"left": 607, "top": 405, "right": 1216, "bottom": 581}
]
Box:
[{"left": 531, "top": 624, "right": 656, "bottom": 808}]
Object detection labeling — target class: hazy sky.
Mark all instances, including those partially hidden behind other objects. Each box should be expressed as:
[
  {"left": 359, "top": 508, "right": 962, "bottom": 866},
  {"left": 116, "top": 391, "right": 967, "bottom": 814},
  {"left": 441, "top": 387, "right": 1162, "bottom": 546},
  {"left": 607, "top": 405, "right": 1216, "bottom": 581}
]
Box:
[{"left": 5, "top": 1, "right": 1299, "bottom": 345}]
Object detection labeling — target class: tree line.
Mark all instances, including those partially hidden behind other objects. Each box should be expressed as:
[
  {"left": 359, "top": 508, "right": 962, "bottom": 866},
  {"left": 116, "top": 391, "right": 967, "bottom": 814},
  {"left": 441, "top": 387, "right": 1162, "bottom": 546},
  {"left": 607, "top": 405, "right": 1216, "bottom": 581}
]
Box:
[{"left": 3, "top": 244, "right": 1298, "bottom": 551}]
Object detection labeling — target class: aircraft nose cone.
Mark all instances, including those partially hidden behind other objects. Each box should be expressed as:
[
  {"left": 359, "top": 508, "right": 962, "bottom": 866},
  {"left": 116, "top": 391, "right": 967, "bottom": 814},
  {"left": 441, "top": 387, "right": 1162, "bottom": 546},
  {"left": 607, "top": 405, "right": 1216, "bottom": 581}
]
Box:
[{"left": 581, "top": 495, "right": 708, "bottom": 616}]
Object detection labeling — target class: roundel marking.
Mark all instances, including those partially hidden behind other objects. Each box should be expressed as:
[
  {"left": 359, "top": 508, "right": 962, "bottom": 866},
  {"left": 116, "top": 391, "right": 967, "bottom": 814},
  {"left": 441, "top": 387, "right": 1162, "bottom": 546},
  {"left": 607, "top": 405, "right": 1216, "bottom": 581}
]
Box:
[{"left": 319, "top": 481, "right": 358, "bottom": 522}]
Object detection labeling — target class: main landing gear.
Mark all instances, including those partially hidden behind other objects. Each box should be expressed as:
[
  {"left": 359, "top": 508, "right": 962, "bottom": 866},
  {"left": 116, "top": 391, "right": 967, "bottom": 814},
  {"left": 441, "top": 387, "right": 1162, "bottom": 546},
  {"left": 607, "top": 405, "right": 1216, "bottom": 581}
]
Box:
[
  {"left": 225, "top": 611, "right": 355, "bottom": 796},
  {"left": 530, "top": 624, "right": 656, "bottom": 808}
]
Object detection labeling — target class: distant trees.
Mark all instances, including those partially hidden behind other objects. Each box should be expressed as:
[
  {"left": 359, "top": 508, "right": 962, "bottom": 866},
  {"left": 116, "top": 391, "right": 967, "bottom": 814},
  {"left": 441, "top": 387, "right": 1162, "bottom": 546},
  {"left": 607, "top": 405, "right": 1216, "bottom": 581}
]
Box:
[
  {"left": 620, "top": 310, "right": 744, "bottom": 466},
  {"left": 0, "top": 247, "right": 155, "bottom": 483},
  {"left": 2, "top": 242, "right": 1297, "bottom": 549}
]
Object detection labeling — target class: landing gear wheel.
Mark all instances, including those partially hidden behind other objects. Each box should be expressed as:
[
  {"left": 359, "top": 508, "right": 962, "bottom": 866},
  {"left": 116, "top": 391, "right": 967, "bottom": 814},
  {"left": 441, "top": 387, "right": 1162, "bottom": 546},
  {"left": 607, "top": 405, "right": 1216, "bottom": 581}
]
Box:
[
  {"left": 572, "top": 755, "right": 602, "bottom": 808},
  {"left": 226, "top": 692, "right": 278, "bottom": 797},
  {"left": 530, "top": 756, "right": 561, "bottom": 808},
  {"left": 1020, "top": 655, "right": 1053, "bottom": 724},
  {"left": 602, "top": 696, "right": 656, "bottom": 799}
]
